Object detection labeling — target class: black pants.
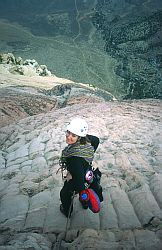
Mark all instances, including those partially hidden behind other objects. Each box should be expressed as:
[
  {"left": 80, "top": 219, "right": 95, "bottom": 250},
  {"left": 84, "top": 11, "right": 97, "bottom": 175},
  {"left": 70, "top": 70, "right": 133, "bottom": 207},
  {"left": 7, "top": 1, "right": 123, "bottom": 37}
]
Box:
[{"left": 60, "top": 178, "right": 103, "bottom": 216}]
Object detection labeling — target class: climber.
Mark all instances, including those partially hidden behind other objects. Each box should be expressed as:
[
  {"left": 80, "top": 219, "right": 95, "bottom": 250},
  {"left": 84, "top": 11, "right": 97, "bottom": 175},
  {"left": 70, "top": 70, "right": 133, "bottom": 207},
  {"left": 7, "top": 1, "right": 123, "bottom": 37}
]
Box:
[{"left": 59, "top": 117, "right": 103, "bottom": 218}]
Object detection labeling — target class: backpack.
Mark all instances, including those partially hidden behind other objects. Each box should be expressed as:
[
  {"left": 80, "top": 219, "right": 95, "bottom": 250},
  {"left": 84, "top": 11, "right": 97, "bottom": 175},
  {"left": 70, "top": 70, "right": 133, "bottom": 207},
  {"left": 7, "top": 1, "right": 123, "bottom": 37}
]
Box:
[{"left": 79, "top": 188, "right": 100, "bottom": 213}]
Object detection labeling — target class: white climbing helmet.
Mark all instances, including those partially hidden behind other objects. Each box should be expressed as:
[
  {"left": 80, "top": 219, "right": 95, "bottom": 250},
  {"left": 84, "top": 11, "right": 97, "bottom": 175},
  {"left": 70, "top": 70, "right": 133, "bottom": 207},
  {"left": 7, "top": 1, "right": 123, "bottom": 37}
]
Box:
[{"left": 66, "top": 117, "right": 88, "bottom": 137}]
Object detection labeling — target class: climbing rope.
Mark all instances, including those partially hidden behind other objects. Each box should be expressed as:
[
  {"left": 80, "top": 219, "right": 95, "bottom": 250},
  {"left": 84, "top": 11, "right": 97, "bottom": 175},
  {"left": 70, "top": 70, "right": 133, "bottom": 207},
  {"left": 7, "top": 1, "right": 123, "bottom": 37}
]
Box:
[
  {"left": 65, "top": 191, "right": 76, "bottom": 240},
  {"left": 54, "top": 191, "right": 75, "bottom": 250}
]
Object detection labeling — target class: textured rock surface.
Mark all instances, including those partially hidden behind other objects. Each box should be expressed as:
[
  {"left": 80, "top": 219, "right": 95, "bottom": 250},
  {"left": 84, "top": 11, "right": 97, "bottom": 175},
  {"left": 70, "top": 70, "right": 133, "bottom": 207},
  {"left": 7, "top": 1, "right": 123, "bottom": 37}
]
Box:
[{"left": 0, "top": 99, "right": 162, "bottom": 249}]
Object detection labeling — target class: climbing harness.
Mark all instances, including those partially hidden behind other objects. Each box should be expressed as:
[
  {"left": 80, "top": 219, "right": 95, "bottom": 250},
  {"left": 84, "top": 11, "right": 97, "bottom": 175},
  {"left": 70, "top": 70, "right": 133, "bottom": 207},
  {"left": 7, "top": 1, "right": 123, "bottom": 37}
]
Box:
[{"left": 57, "top": 159, "right": 101, "bottom": 185}]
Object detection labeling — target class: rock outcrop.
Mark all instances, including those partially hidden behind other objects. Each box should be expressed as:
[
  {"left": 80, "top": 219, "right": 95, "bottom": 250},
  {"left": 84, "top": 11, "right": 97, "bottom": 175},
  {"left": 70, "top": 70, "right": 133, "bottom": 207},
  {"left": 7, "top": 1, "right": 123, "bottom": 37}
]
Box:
[{"left": 0, "top": 53, "right": 52, "bottom": 76}]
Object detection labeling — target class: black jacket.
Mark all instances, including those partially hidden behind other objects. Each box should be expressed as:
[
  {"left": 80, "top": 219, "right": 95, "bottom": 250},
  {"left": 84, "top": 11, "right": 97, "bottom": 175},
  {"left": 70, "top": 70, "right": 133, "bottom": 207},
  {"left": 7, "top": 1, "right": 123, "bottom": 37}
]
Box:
[{"left": 66, "top": 135, "right": 99, "bottom": 193}]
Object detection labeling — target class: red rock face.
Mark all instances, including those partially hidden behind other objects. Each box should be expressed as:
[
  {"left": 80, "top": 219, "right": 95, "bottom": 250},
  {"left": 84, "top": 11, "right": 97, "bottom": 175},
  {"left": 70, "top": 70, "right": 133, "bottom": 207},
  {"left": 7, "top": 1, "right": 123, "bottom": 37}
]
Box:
[
  {"left": 0, "top": 98, "right": 27, "bottom": 128},
  {"left": 0, "top": 96, "right": 57, "bottom": 128}
]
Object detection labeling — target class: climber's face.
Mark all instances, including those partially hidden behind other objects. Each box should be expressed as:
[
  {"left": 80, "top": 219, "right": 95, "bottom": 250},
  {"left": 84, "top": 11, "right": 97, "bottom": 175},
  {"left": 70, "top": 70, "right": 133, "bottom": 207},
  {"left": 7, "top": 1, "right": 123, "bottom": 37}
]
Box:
[{"left": 66, "top": 130, "right": 79, "bottom": 145}]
